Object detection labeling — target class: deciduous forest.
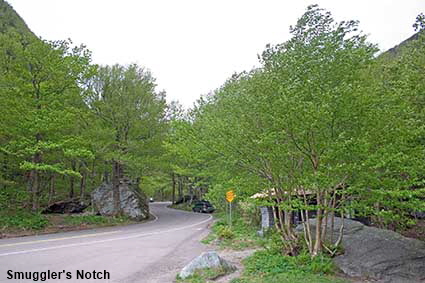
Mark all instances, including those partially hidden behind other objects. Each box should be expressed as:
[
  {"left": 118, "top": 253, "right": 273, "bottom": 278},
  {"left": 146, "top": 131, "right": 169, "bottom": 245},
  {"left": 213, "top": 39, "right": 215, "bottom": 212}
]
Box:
[{"left": 1, "top": 1, "right": 424, "bottom": 257}]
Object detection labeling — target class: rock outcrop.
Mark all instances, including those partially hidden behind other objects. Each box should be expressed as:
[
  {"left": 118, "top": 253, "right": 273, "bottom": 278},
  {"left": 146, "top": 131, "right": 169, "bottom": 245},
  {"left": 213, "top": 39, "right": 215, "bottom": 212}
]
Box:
[
  {"left": 92, "top": 179, "right": 149, "bottom": 220},
  {"left": 296, "top": 218, "right": 425, "bottom": 283},
  {"left": 42, "top": 200, "right": 88, "bottom": 214},
  {"left": 179, "top": 251, "right": 236, "bottom": 279}
]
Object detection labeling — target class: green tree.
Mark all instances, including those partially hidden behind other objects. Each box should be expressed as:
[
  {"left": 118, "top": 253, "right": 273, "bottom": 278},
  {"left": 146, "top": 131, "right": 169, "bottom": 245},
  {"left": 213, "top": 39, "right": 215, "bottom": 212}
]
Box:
[
  {"left": 86, "top": 64, "right": 167, "bottom": 215},
  {"left": 0, "top": 33, "right": 95, "bottom": 211}
]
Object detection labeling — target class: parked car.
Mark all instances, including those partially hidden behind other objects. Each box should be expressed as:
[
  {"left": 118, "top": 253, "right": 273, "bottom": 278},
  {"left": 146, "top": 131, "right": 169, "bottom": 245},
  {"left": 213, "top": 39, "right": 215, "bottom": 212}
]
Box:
[
  {"left": 192, "top": 200, "right": 215, "bottom": 213},
  {"left": 149, "top": 197, "right": 154, "bottom": 202}
]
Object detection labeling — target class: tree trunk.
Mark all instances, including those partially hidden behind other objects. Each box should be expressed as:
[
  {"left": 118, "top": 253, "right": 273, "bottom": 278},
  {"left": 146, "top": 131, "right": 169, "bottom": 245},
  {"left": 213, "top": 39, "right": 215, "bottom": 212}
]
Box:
[
  {"left": 26, "top": 171, "right": 34, "bottom": 209},
  {"left": 80, "top": 169, "right": 86, "bottom": 199},
  {"left": 69, "top": 161, "right": 76, "bottom": 199},
  {"left": 313, "top": 191, "right": 323, "bottom": 256},
  {"left": 112, "top": 160, "right": 121, "bottom": 216},
  {"left": 30, "top": 147, "right": 42, "bottom": 212},
  {"left": 171, "top": 173, "right": 176, "bottom": 204},
  {"left": 178, "top": 175, "right": 183, "bottom": 200},
  {"left": 90, "top": 159, "right": 97, "bottom": 188},
  {"left": 48, "top": 174, "right": 55, "bottom": 204},
  {"left": 188, "top": 181, "right": 194, "bottom": 204}
]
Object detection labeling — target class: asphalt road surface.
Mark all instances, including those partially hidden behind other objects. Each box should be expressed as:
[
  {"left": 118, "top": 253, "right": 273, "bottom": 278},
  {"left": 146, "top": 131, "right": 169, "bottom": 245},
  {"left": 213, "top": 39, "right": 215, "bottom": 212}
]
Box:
[{"left": 0, "top": 202, "right": 213, "bottom": 283}]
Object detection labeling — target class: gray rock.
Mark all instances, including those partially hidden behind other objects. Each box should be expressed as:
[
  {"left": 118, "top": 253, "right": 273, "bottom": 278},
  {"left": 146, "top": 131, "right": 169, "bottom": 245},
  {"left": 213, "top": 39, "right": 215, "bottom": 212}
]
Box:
[
  {"left": 296, "top": 218, "right": 425, "bottom": 283},
  {"left": 91, "top": 180, "right": 149, "bottom": 221},
  {"left": 179, "top": 251, "right": 236, "bottom": 279}
]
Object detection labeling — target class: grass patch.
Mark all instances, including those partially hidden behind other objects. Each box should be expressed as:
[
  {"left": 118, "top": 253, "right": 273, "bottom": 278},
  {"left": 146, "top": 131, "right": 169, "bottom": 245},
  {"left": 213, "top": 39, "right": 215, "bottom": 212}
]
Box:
[
  {"left": 231, "top": 272, "right": 348, "bottom": 283},
  {"left": 231, "top": 249, "right": 348, "bottom": 283},
  {"left": 201, "top": 212, "right": 266, "bottom": 250},
  {"left": 0, "top": 209, "right": 136, "bottom": 238},
  {"left": 177, "top": 267, "right": 229, "bottom": 283},
  {"left": 0, "top": 210, "right": 49, "bottom": 230}
]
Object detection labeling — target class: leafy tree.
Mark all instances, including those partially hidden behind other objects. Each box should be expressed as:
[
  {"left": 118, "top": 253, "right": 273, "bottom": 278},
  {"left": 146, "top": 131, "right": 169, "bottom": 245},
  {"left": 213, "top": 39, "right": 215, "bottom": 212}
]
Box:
[
  {"left": 0, "top": 33, "right": 95, "bottom": 211},
  {"left": 178, "top": 5, "right": 424, "bottom": 257},
  {"left": 86, "top": 64, "right": 167, "bottom": 215}
]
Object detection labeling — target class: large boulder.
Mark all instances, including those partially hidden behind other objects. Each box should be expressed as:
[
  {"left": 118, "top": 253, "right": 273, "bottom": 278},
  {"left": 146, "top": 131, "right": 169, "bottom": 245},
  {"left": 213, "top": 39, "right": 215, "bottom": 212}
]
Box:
[
  {"left": 92, "top": 179, "right": 149, "bottom": 221},
  {"left": 179, "top": 251, "right": 236, "bottom": 279},
  {"left": 42, "top": 200, "right": 88, "bottom": 214},
  {"left": 296, "top": 218, "right": 425, "bottom": 283}
]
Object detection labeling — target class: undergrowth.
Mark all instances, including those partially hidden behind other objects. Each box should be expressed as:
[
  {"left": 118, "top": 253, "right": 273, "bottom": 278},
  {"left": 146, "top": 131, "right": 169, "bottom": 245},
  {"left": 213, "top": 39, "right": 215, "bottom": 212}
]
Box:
[
  {"left": 201, "top": 212, "right": 266, "bottom": 250},
  {"left": 0, "top": 210, "right": 49, "bottom": 230},
  {"left": 231, "top": 249, "right": 348, "bottom": 283}
]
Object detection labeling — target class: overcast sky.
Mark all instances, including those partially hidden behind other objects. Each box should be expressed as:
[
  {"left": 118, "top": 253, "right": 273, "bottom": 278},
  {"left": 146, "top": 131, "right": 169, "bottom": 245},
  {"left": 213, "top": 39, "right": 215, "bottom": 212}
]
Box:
[{"left": 6, "top": 0, "right": 425, "bottom": 107}]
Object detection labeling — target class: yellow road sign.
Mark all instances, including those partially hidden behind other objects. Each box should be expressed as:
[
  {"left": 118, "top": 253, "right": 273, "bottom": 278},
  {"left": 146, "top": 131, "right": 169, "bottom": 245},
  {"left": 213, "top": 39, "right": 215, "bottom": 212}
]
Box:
[{"left": 226, "top": 190, "right": 235, "bottom": 202}]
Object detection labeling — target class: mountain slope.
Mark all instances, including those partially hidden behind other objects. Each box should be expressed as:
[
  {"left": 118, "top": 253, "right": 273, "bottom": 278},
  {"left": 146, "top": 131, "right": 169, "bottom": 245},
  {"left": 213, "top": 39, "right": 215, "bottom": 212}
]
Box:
[{"left": 0, "top": 0, "right": 34, "bottom": 36}]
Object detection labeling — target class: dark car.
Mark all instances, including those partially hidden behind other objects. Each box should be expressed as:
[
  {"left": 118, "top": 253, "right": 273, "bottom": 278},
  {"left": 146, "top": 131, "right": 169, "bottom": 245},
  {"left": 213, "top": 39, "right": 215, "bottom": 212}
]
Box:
[{"left": 192, "top": 200, "right": 215, "bottom": 213}]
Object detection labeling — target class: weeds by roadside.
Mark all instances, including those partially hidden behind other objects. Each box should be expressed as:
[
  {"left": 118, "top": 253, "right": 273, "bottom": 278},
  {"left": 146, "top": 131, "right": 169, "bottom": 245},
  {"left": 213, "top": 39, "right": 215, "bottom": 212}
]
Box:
[
  {"left": 0, "top": 210, "right": 136, "bottom": 238},
  {"left": 229, "top": 248, "right": 348, "bottom": 283},
  {"left": 0, "top": 210, "right": 49, "bottom": 230},
  {"left": 201, "top": 212, "right": 266, "bottom": 250},
  {"left": 176, "top": 267, "right": 229, "bottom": 283}
]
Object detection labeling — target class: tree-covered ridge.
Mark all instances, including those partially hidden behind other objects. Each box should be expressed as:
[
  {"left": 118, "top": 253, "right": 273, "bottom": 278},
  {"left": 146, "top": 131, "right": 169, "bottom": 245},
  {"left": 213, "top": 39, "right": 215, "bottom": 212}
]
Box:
[{"left": 0, "top": 0, "right": 34, "bottom": 36}]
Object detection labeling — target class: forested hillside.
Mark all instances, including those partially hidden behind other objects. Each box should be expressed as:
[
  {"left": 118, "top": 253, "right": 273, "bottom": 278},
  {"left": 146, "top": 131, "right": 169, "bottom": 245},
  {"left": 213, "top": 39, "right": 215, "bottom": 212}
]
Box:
[
  {"left": 0, "top": 1, "right": 168, "bottom": 224},
  {"left": 0, "top": 0, "right": 34, "bottom": 35}
]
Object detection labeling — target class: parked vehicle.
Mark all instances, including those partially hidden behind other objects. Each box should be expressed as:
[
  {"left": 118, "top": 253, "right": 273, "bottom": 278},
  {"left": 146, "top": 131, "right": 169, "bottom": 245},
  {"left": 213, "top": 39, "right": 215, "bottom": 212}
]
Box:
[
  {"left": 149, "top": 197, "right": 154, "bottom": 202},
  {"left": 192, "top": 200, "right": 215, "bottom": 213}
]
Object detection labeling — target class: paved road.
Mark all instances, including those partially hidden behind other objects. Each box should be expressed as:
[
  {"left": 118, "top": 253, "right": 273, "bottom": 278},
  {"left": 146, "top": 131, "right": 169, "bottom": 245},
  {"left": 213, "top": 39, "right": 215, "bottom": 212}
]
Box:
[{"left": 0, "top": 202, "right": 213, "bottom": 283}]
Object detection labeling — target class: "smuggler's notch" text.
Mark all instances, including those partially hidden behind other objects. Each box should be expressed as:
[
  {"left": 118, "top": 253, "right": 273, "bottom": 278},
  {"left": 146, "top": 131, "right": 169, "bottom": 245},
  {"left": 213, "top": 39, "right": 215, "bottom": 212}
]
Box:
[{"left": 6, "top": 269, "right": 110, "bottom": 281}]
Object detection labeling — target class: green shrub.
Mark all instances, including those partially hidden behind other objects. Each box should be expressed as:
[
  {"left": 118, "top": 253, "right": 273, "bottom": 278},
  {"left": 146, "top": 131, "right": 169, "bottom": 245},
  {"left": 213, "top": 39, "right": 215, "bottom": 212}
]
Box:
[{"left": 217, "top": 226, "right": 235, "bottom": 239}]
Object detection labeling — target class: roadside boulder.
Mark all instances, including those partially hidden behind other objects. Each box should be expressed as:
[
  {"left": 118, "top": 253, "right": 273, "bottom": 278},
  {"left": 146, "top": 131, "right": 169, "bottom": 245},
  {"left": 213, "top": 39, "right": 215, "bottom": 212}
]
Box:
[
  {"left": 296, "top": 218, "right": 425, "bottom": 283},
  {"left": 179, "top": 251, "right": 236, "bottom": 279},
  {"left": 91, "top": 179, "right": 149, "bottom": 221},
  {"left": 42, "top": 200, "right": 88, "bottom": 214}
]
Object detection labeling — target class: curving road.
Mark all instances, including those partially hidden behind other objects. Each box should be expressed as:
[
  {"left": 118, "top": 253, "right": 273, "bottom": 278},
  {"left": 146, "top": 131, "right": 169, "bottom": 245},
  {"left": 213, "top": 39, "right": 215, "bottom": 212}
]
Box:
[{"left": 0, "top": 202, "right": 213, "bottom": 283}]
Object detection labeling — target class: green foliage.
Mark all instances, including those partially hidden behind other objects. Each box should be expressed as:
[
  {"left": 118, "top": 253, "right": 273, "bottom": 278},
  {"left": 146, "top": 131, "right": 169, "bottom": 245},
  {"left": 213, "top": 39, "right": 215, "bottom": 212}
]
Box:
[
  {"left": 0, "top": 2, "right": 167, "bottom": 214},
  {"left": 167, "top": 4, "right": 425, "bottom": 254}
]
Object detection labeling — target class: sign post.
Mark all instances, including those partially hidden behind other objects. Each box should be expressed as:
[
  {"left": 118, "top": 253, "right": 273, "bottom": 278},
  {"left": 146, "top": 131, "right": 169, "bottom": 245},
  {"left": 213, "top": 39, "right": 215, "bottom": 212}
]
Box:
[{"left": 226, "top": 190, "right": 235, "bottom": 228}]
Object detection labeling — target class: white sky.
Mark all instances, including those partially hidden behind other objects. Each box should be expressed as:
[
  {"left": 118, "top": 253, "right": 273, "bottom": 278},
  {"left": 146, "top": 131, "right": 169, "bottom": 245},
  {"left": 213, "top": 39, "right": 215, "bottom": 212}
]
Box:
[{"left": 6, "top": 0, "right": 425, "bottom": 108}]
